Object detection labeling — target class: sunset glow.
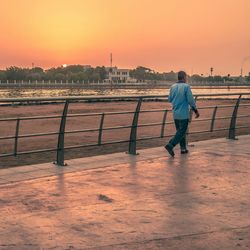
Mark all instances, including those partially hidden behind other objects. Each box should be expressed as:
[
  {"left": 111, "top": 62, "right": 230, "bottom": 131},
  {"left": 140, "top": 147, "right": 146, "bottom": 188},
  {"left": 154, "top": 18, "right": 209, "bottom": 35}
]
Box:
[{"left": 0, "top": 0, "right": 250, "bottom": 75}]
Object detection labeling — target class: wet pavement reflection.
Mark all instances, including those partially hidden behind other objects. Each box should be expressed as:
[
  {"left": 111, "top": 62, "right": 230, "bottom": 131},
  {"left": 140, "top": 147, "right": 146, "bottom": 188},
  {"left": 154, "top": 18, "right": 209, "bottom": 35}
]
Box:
[{"left": 0, "top": 136, "right": 250, "bottom": 249}]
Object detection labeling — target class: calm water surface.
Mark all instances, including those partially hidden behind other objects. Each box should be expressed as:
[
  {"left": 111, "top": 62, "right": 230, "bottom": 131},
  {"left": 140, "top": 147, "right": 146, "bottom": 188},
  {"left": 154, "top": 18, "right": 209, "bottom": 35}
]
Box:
[{"left": 0, "top": 87, "right": 250, "bottom": 99}]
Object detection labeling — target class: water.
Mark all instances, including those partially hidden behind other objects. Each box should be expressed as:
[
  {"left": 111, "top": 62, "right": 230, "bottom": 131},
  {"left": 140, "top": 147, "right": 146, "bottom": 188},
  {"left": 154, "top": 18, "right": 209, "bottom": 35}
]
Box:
[{"left": 0, "top": 87, "right": 250, "bottom": 99}]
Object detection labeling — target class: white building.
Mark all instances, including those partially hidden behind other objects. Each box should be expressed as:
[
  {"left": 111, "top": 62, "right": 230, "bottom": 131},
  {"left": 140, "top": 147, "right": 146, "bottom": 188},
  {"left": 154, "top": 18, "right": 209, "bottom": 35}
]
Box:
[{"left": 106, "top": 67, "right": 133, "bottom": 83}]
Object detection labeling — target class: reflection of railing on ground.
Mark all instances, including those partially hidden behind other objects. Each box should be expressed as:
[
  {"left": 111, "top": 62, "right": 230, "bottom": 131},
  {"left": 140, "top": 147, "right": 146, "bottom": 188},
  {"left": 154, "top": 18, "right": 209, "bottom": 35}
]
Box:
[{"left": 0, "top": 93, "right": 250, "bottom": 166}]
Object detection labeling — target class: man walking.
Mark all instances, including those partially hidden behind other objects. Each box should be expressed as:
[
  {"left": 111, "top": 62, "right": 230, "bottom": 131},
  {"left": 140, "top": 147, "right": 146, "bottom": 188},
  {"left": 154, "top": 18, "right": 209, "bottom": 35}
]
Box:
[{"left": 165, "top": 71, "right": 200, "bottom": 157}]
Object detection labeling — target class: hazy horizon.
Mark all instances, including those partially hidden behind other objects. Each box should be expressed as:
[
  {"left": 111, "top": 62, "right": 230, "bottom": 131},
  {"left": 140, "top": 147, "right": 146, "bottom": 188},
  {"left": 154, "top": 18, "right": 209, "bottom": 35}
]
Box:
[
  {"left": 0, "top": 0, "right": 250, "bottom": 76},
  {"left": 0, "top": 64, "right": 248, "bottom": 77}
]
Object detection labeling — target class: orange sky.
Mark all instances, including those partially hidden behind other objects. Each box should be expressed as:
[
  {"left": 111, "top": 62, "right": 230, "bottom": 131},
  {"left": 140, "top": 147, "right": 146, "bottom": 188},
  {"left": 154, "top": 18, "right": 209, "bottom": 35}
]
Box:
[{"left": 0, "top": 0, "right": 250, "bottom": 75}]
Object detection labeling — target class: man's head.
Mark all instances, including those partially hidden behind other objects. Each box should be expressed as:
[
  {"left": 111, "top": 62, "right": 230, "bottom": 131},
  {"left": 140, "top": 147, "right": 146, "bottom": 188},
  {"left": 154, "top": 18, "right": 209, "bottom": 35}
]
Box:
[{"left": 178, "top": 71, "right": 187, "bottom": 82}]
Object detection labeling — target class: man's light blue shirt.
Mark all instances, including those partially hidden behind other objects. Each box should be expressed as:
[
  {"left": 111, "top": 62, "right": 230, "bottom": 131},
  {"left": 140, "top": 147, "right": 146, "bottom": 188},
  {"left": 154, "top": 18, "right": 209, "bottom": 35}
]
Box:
[{"left": 168, "top": 81, "right": 197, "bottom": 120}]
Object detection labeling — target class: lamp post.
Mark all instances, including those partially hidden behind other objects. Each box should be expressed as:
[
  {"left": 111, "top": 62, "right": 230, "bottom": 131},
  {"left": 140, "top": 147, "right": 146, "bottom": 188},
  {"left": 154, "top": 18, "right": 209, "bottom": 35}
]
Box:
[{"left": 210, "top": 67, "right": 214, "bottom": 77}]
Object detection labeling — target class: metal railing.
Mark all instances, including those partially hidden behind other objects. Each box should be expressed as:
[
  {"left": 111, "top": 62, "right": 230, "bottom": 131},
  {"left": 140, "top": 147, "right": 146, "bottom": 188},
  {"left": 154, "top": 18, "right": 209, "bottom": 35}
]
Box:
[
  {"left": 0, "top": 80, "right": 249, "bottom": 86},
  {"left": 0, "top": 93, "right": 250, "bottom": 166}
]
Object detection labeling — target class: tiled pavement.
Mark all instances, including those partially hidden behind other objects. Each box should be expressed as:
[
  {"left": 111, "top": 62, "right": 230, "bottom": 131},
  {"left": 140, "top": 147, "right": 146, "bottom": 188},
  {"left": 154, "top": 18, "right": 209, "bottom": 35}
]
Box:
[{"left": 0, "top": 135, "right": 250, "bottom": 249}]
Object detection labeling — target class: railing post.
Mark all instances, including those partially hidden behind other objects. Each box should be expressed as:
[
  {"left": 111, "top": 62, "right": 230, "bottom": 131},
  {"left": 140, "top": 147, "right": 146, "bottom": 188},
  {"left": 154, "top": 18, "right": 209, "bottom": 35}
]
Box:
[
  {"left": 55, "top": 100, "right": 70, "bottom": 166},
  {"left": 228, "top": 95, "right": 242, "bottom": 140},
  {"left": 98, "top": 113, "right": 105, "bottom": 145},
  {"left": 160, "top": 109, "right": 168, "bottom": 138},
  {"left": 14, "top": 118, "right": 20, "bottom": 156},
  {"left": 210, "top": 106, "right": 218, "bottom": 132},
  {"left": 128, "top": 98, "right": 142, "bottom": 155}
]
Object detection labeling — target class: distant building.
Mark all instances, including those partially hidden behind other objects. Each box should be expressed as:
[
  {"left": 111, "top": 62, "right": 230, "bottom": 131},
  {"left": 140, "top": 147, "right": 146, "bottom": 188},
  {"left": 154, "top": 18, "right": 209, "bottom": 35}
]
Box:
[
  {"left": 82, "top": 65, "right": 91, "bottom": 69},
  {"left": 105, "top": 67, "right": 134, "bottom": 83}
]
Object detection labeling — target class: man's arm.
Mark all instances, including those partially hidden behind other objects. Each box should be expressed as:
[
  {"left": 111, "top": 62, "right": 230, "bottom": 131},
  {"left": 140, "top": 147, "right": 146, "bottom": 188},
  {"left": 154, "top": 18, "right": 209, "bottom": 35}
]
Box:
[
  {"left": 186, "top": 85, "right": 200, "bottom": 118},
  {"left": 168, "top": 86, "right": 173, "bottom": 103}
]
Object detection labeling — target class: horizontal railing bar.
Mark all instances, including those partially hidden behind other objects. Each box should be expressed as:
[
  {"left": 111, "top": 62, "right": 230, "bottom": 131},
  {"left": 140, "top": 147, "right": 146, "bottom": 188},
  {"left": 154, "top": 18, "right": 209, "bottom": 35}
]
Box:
[
  {"left": 1, "top": 102, "right": 250, "bottom": 123},
  {"left": 136, "top": 127, "right": 231, "bottom": 142},
  {"left": 0, "top": 104, "right": 247, "bottom": 123},
  {"left": 198, "top": 105, "right": 230, "bottom": 109},
  {"left": 15, "top": 147, "right": 57, "bottom": 155},
  {"left": 0, "top": 110, "right": 168, "bottom": 122},
  {"left": 0, "top": 153, "right": 15, "bottom": 157},
  {"left": 1, "top": 102, "right": 249, "bottom": 123},
  {"left": 0, "top": 117, "right": 19, "bottom": 122},
  {"left": 0, "top": 135, "right": 16, "bottom": 140},
  {"left": 19, "top": 131, "right": 58, "bottom": 138},
  {"left": 0, "top": 115, "right": 237, "bottom": 141},
  {"left": 239, "top": 104, "right": 250, "bottom": 107},
  {"left": 138, "top": 122, "right": 163, "bottom": 128},
  {"left": 196, "top": 104, "right": 249, "bottom": 110},
  {"left": 188, "top": 129, "right": 226, "bottom": 134},
  {"left": 65, "top": 128, "right": 99, "bottom": 134},
  {"left": 65, "top": 125, "right": 131, "bottom": 134},
  {"left": 198, "top": 127, "right": 228, "bottom": 133},
  {"left": 208, "top": 128, "right": 228, "bottom": 132},
  {"left": 0, "top": 141, "right": 131, "bottom": 157},
  {"left": 0, "top": 123, "right": 168, "bottom": 140},
  {"left": 192, "top": 116, "right": 231, "bottom": 122},
  {"left": 0, "top": 113, "right": 247, "bottom": 142},
  {"left": 0, "top": 115, "right": 62, "bottom": 122},
  {"left": 0, "top": 112, "right": 126, "bottom": 122},
  {"left": 237, "top": 115, "right": 250, "bottom": 119},
  {"left": 63, "top": 143, "right": 101, "bottom": 150},
  {"left": 137, "top": 135, "right": 163, "bottom": 141},
  {"left": 102, "top": 125, "right": 132, "bottom": 131},
  {"left": 0, "top": 112, "right": 114, "bottom": 122},
  {"left": 0, "top": 147, "right": 57, "bottom": 157},
  {"left": 189, "top": 118, "right": 214, "bottom": 123},
  {"left": 1, "top": 103, "right": 249, "bottom": 123},
  {"left": 213, "top": 116, "right": 234, "bottom": 121},
  {"left": 68, "top": 111, "right": 135, "bottom": 117},
  {"left": 66, "top": 121, "right": 172, "bottom": 133},
  {"left": 0, "top": 109, "right": 164, "bottom": 123},
  {"left": 136, "top": 132, "right": 201, "bottom": 142},
  {"left": 101, "top": 139, "right": 130, "bottom": 145},
  {"left": 0, "top": 132, "right": 61, "bottom": 141},
  {"left": 63, "top": 140, "right": 131, "bottom": 150},
  {"left": 1, "top": 125, "right": 249, "bottom": 158},
  {"left": 198, "top": 104, "right": 250, "bottom": 110},
  {"left": 236, "top": 125, "right": 250, "bottom": 129},
  {"left": 139, "top": 109, "right": 170, "bottom": 113},
  {"left": 136, "top": 128, "right": 231, "bottom": 142},
  {"left": 103, "top": 122, "right": 177, "bottom": 131},
  {"left": 0, "top": 131, "right": 59, "bottom": 140},
  {"left": 3, "top": 117, "right": 245, "bottom": 142}
]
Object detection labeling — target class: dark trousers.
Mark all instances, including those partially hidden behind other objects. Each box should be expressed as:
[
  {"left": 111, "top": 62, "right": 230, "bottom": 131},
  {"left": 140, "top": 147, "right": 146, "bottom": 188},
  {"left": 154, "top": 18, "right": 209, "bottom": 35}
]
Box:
[{"left": 168, "top": 119, "right": 189, "bottom": 150}]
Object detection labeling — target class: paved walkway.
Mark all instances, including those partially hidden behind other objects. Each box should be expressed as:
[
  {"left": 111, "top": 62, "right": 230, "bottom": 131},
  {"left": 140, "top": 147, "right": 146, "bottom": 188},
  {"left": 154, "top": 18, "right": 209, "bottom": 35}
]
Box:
[{"left": 0, "top": 135, "right": 250, "bottom": 249}]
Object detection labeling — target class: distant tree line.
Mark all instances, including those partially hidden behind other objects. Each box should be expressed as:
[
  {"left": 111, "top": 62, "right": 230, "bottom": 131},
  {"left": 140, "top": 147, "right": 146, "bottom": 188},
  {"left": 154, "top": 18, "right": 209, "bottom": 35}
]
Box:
[
  {"left": 131, "top": 66, "right": 250, "bottom": 83},
  {"left": 0, "top": 65, "right": 107, "bottom": 82},
  {"left": 0, "top": 65, "right": 249, "bottom": 83}
]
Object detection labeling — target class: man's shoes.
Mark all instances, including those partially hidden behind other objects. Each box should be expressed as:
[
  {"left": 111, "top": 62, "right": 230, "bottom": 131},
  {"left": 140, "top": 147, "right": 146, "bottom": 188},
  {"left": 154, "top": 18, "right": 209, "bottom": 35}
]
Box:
[
  {"left": 164, "top": 144, "right": 175, "bottom": 157},
  {"left": 181, "top": 149, "right": 189, "bottom": 154}
]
